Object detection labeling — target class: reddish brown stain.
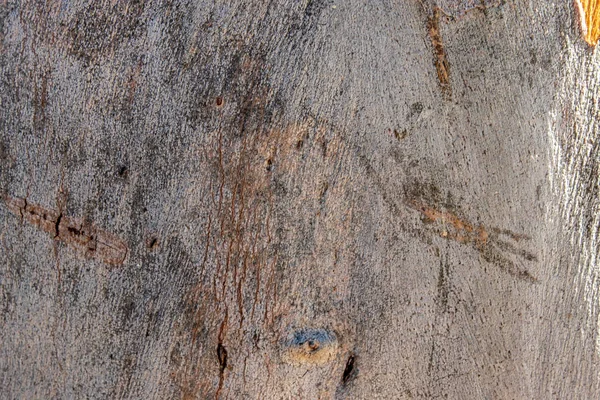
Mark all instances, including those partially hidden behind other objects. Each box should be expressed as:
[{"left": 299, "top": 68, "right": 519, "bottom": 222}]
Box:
[
  {"left": 3, "top": 194, "right": 128, "bottom": 266},
  {"left": 428, "top": 7, "right": 451, "bottom": 99},
  {"left": 415, "top": 203, "right": 489, "bottom": 246}
]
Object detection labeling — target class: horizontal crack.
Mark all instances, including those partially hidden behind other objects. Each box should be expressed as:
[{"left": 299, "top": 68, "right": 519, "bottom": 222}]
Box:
[{"left": 3, "top": 194, "right": 128, "bottom": 266}]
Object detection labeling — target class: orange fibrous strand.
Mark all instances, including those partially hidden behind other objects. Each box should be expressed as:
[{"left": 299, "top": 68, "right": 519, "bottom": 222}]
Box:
[{"left": 577, "top": 0, "right": 600, "bottom": 46}]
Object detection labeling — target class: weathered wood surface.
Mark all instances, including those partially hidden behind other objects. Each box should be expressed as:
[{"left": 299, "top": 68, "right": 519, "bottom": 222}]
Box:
[{"left": 1, "top": 0, "right": 599, "bottom": 398}]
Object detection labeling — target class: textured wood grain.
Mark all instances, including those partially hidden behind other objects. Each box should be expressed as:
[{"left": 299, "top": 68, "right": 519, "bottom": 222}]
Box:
[{"left": 1, "top": 1, "right": 599, "bottom": 399}]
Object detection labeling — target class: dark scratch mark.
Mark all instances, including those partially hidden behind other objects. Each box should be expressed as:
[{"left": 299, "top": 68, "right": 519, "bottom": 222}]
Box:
[
  {"left": 349, "top": 137, "right": 537, "bottom": 283},
  {"left": 407, "top": 199, "right": 538, "bottom": 283},
  {"left": 436, "top": 255, "right": 450, "bottom": 310},
  {"left": 3, "top": 194, "right": 128, "bottom": 266}
]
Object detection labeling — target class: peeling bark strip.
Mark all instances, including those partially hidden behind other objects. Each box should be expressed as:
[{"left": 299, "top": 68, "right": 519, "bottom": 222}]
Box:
[
  {"left": 428, "top": 7, "right": 451, "bottom": 98},
  {"left": 576, "top": 0, "right": 600, "bottom": 46},
  {"left": 2, "top": 195, "right": 128, "bottom": 266},
  {"left": 408, "top": 201, "right": 538, "bottom": 282}
]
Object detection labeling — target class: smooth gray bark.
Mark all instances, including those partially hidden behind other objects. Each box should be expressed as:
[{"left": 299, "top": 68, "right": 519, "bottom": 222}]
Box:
[{"left": 1, "top": 1, "right": 599, "bottom": 398}]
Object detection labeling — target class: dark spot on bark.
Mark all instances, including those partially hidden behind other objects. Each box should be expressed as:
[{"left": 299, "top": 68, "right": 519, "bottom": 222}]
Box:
[
  {"left": 117, "top": 165, "right": 128, "bottom": 178},
  {"left": 307, "top": 339, "right": 320, "bottom": 351},
  {"left": 321, "top": 140, "right": 328, "bottom": 157},
  {"left": 146, "top": 236, "right": 158, "bottom": 250},
  {"left": 170, "top": 342, "right": 182, "bottom": 367},
  {"left": 266, "top": 158, "right": 273, "bottom": 171},
  {"left": 215, "top": 96, "right": 224, "bottom": 107},
  {"left": 529, "top": 50, "right": 537, "bottom": 65},
  {"left": 342, "top": 354, "right": 356, "bottom": 384},
  {"left": 296, "top": 139, "right": 304, "bottom": 149},
  {"left": 394, "top": 129, "right": 408, "bottom": 140},
  {"left": 121, "top": 297, "right": 136, "bottom": 326},
  {"left": 0, "top": 141, "right": 6, "bottom": 161},
  {"left": 409, "top": 102, "right": 424, "bottom": 118}
]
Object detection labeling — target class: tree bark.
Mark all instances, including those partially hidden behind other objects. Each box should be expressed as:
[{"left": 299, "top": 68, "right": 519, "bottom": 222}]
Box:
[{"left": 1, "top": 1, "right": 599, "bottom": 398}]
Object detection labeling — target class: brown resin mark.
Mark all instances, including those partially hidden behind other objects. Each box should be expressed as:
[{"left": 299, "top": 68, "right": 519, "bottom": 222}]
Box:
[
  {"left": 576, "top": 0, "right": 600, "bottom": 46},
  {"left": 428, "top": 7, "right": 451, "bottom": 99},
  {"left": 3, "top": 194, "right": 128, "bottom": 266},
  {"left": 409, "top": 201, "right": 538, "bottom": 282}
]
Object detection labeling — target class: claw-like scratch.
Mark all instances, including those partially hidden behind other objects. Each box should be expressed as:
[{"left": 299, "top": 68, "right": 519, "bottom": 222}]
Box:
[{"left": 408, "top": 200, "right": 537, "bottom": 283}]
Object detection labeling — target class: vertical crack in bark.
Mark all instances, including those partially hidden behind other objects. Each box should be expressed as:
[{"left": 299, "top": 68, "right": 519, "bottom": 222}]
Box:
[
  {"left": 216, "top": 342, "right": 228, "bottom": 398},
  {"left": 215, "top": 312, "right": 229, "bottom": 400},
  {"left": 54, "top": 212, "right": 62, "bottom": 239},
  {"left": 342, "top": 354, "right": 356, "bottom": 384},
  {"left": 217, "top": 344, "right": 228, "bottom": 372}
]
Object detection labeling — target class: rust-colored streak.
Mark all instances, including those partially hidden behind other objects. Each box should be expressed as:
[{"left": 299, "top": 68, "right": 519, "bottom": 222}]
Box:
[
  {"left": 576, "top": 0, "right": 600, "bottom": 46},
  {"left": 428, "top": 7, "right": 451, "bottom": 98},
  {"left": 3, "top": 194, "right": 128, "bottom": 266},
  {"left": 409, "top": 200, "right": 537, "bottom": 283},
  {"left": 418, "top": 205, "right": 489, "bottom": 246}
]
